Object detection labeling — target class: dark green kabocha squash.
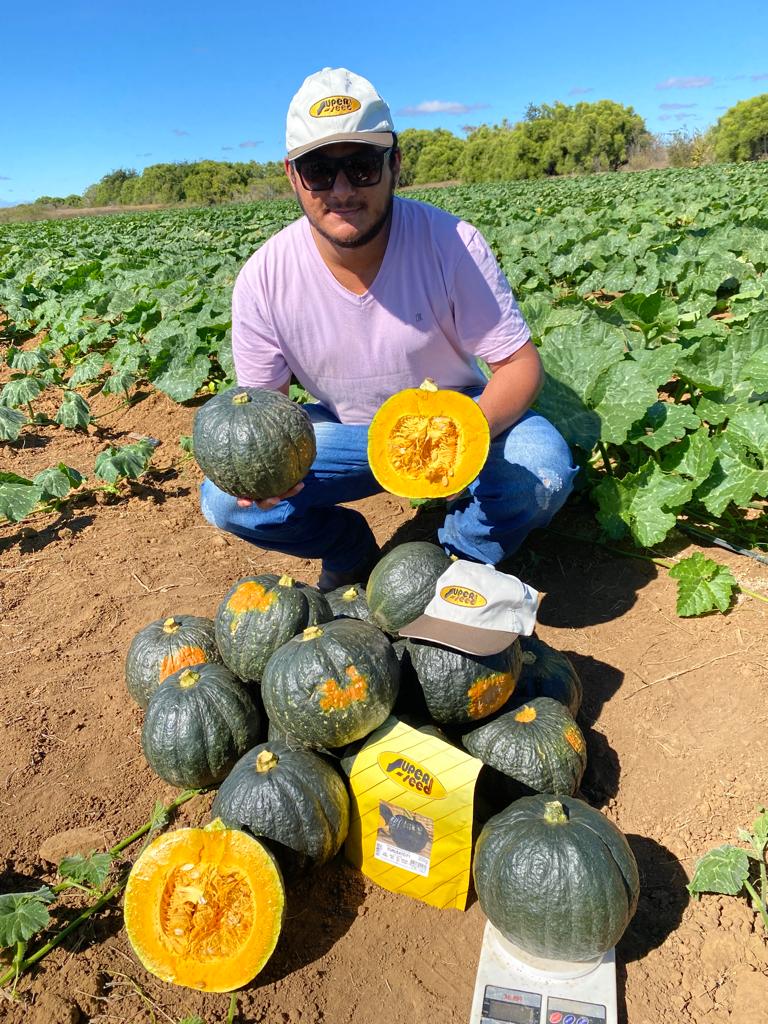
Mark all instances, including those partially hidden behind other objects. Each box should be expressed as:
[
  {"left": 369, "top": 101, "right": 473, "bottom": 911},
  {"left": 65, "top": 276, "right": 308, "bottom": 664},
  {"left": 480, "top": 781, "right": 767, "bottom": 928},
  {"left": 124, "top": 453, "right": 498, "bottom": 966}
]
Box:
[
  {"left": 326, "top": 584, "right": 371, "bottom": 622},
  {"left": 366, "top": 541, "right": 451, "bottom": 634},
  {"left": 462, "top": 696, "right": 587, "bottom": 796},
  {"left": 511, "top": 635, "right": 583, "bottom": 718},
  {"left": 211, "top": 740, "right": 350, "bottom": 873},
  {"left": 261, "top": 618, "right": 400, "bottom": 749},
  {"left": 215, "top": 574, "right": 332, "bottom": 683},
  {"left": 141, "top": 664, "right": 262, "bottom": 788},
  {"left": 380, "top": 805, "right": 430, "bottom": 853},
  {"left": 192, "top": 386, "right": 316, "bottom": 500},
  {"left": 407, "top": 637, "right": 523, "bottom": 725},
  {"left": 125, "top": 615, "right": 221, "bottom": 709},
  {"left": 473, "top": 794, "right": 640, "bottom": 962}
]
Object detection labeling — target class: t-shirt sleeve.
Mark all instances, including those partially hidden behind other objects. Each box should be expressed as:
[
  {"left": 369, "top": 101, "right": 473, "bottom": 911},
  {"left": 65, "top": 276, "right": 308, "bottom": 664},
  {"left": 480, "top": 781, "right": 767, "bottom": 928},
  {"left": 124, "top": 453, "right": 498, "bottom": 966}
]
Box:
[
  {"left": 231, "top": 263, "right": 292, "bottom": 390},
  {"left": 450, "top": 226, "right": 531, "bottom": 364}
]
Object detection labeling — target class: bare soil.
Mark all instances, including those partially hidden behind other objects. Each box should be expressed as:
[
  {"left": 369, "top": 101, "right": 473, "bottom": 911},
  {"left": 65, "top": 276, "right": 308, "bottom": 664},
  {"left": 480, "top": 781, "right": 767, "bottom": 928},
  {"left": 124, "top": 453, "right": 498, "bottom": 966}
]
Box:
[{"left": 1, "top": 386, "right": 767, "bottom": 1024}]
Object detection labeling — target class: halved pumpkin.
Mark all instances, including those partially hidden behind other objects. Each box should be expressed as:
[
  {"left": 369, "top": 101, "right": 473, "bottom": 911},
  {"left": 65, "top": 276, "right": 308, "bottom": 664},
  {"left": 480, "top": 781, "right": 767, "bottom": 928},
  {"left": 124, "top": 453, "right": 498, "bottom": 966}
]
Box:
[
  {"left": 124, "top": 819, "right": 284, "bottom": 992},
  {"left": 368, "top": 379, "right": 490, "bottom": 498}
]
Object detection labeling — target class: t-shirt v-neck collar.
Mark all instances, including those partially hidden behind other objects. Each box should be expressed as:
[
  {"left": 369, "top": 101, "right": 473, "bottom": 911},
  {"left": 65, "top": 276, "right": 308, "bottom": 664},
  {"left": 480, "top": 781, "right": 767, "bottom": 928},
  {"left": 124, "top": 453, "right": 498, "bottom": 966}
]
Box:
[{"left": 301, "top": 198, "right": 400, "bottom": 305}]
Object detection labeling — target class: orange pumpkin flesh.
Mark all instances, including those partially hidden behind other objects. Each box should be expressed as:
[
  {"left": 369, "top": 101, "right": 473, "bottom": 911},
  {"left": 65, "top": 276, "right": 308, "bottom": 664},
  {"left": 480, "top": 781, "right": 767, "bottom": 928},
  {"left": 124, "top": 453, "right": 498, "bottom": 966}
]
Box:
[
  {"left": 368, "top": 379, "right": 490, "bottom": 498},
  {"left": 124, "top": 820, "right": 284, "bottom": 992}
]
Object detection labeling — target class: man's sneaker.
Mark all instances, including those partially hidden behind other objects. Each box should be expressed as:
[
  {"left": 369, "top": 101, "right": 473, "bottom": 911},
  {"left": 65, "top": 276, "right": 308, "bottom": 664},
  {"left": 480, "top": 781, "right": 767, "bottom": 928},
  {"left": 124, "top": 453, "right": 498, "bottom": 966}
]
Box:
[{"left": 317, "top": 545, "right": 381, "bottom": 593}]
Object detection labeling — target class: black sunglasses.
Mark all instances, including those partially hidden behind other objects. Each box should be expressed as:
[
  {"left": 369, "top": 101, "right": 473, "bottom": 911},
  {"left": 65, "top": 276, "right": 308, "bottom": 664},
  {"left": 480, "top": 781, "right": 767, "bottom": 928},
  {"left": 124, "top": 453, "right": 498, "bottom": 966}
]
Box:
[{"left": 293, "top": 147, "right": 392, "bottom": 191}]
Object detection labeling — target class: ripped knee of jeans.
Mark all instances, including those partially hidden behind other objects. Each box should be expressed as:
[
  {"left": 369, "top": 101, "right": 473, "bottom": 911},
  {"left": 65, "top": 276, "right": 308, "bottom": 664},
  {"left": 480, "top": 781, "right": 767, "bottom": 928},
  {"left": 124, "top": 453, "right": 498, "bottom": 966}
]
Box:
[{"left": 534, "top": 467, "right": 574, "bottom": 515}]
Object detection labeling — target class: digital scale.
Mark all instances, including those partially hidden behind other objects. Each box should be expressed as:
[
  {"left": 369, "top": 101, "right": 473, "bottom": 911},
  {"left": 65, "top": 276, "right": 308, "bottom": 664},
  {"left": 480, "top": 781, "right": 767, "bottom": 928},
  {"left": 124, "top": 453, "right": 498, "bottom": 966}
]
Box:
[{"left": 469, "top": 921, "right": 618, "bottom": 1024}]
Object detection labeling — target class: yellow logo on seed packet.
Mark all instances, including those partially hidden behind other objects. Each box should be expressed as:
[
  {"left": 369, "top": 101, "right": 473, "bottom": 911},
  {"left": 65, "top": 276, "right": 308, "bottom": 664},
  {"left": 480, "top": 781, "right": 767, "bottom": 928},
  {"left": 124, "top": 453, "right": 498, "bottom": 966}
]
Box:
[
  {"left": 440, "top": 585, "right": 487, "bottom": 608},
  {"left": 376, "top": 751, "right": 447, "bottom": 798},
  {"left": 344, "top": 717, "right": 482, "bottom": 910},
  {"left": 309, "top": 96, "right": 361, "bottom": 118}
]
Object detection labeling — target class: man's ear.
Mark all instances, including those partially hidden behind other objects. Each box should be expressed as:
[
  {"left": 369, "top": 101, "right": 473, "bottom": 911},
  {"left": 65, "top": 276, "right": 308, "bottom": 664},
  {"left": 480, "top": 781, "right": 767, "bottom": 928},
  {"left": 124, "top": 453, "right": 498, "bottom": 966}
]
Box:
[
  {"left": 391, "top": 148, "right": 402, "bottom": 189},
  {"left": 284, "top": 158, "right": 298, "bottom": 194}
]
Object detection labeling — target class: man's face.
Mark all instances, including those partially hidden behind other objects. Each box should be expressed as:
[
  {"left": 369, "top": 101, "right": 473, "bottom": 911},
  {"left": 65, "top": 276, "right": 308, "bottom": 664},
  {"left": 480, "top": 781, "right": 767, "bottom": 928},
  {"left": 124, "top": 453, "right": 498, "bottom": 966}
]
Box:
[{"left": 285, "top": 142, "right": 400, "bottom": 250}]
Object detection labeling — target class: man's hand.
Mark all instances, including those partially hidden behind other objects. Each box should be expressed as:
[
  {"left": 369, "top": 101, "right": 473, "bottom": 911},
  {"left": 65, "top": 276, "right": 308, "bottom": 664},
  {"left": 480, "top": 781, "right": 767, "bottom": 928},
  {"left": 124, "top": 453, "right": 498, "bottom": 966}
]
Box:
[{"left": 236, "top": 482, "right": 305, "bottom": 510}]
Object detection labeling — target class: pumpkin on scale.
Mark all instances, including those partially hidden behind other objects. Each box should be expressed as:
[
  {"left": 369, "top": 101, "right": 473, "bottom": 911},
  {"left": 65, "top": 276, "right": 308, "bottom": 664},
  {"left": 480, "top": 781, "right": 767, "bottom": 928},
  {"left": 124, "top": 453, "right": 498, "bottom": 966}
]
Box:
[
  {"left": 473, "top": 794, "right": 640, "bottom": 962},
  {"left": 215, "top": 573, "right": 332, "bottom": 683}
]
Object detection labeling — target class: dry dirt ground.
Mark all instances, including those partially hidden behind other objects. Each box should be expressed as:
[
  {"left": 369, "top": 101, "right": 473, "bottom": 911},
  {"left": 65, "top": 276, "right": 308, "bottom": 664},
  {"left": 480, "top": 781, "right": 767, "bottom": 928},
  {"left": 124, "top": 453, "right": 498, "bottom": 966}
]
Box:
[{"left": 1, "top": 386, "right": 767, "bottom": 1024}]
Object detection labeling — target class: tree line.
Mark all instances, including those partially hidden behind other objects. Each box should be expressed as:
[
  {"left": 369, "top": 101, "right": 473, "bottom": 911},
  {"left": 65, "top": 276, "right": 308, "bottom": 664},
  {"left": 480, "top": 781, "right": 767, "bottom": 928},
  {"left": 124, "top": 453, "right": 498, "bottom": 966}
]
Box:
[{"left": 25, "top": 93, "right": 768, "bottom": 211}]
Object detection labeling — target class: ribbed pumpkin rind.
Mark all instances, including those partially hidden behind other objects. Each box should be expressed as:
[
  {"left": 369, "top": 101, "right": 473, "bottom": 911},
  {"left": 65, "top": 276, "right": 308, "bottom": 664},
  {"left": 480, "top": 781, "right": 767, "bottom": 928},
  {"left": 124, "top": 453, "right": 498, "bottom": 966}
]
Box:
[
  {"left": 261, "top": 618, "right": 400, "bottom": 748},
  {"left": 462, "top": 696, "right": 587, "bottom": 795},
  {"left": 193, "top": 386, "right": 316, "bottom": 500},
  {"left": 473, "top": 794, "right": 640, "bottom": 962},
  {"left": 408, "top": 637, "right": 523, "bottom": 724},
  {"left": 141, "top": 664, "right": 262, "bottom": 788},
  {"left": 124, "top": 823, "right": 284, "bottom": 991},
  {"left": 511, "top": 635, "right": 583, "bottom": 718},
  {"left": 215, "top": 574, "right": 332, "bottom": 683},
  {"left": 326, "top": 585, "right": 371, "bottom": 622},
  {"left": 125, "top": 615, "right": 221, "bottom": 709},
  {"left": 211, "top": 740, "right": 350, "bottom": 867},
  {"left": 367, "top": 384, "right": 490, "bottom": 499},
  {"left": 366, "top": 542, "right": 451, "bottom": 634}
]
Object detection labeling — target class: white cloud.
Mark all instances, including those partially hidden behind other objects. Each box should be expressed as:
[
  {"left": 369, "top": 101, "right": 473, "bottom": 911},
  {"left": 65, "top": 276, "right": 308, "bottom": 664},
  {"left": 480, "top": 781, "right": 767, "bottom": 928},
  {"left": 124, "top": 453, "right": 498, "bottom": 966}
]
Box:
[
  {"left": 172, "top": 128, "right": 190, "bottom": 137},
  {"left": 656, "top": 76, "right": 714, "bottom": 90},
  {"left": 660, "top": 102, "right": 697, "bottom": 110},
  {"left": 397, "top": 100, "right": 488, "bottom": 116},
  {"left": 568, "top": 86, "right": 594, "bottom": 96},
  {"left": 0, "top": 175, "right": 10, "bottom": 180},
  {"left": 221, "top": 146, "right": 234, "bottom": 151},
  {"left": 238, "top": 140, "right": 262, "bottom": 148},
  {"left": 752, "top": 71, "right": 768, "bottom": 80}
]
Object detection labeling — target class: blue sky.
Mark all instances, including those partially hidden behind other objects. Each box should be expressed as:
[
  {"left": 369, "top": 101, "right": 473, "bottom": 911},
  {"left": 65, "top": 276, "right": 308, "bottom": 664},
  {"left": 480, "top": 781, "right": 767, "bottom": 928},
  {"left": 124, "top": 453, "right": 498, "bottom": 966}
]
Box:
[{"left": 3, "top": 0, "right": 768, "bottom": 203}]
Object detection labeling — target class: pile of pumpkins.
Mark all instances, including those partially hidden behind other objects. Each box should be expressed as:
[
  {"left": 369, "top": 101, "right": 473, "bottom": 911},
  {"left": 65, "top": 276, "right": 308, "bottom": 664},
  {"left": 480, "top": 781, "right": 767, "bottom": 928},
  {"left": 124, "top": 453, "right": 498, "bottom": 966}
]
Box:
[{"left": 122, "top": 538, "right": 640, "bottom": 993}]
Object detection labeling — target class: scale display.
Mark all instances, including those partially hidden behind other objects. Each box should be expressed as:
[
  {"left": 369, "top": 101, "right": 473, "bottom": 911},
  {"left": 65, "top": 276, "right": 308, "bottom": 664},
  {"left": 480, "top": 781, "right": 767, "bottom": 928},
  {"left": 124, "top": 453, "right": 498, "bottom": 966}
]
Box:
[{"left": 470, "top": 923, "right": 618, "bottom": 1024}]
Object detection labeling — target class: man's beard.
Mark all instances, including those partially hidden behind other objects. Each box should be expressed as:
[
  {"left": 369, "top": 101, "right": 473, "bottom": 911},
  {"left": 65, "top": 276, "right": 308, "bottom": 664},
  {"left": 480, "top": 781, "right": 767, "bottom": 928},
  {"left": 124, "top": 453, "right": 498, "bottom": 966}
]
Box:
[{"left": 298, "top": 191, "right": 394, "bottom": 249}]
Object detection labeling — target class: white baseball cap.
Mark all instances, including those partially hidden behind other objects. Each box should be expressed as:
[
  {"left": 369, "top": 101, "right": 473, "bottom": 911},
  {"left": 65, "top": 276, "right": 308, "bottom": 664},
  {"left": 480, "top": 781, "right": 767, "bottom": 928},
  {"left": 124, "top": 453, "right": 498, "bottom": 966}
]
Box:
[
  {"left": 399, "top": 561, "right": 539, "bottom": 656},
  {"left": 286, "top": 67, "right": 395, "bottom": 160}
]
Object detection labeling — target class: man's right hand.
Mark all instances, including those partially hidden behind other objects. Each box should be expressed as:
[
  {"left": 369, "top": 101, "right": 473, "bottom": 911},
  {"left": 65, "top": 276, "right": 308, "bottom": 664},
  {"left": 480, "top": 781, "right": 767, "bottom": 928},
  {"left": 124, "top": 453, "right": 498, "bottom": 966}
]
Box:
[{"left": 236, "top": 482, "right": 305, "bottom": 511}]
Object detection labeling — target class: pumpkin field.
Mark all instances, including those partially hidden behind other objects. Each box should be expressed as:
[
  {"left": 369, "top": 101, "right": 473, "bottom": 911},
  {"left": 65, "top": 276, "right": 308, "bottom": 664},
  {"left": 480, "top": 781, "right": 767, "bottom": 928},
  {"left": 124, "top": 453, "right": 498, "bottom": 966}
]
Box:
[{"left": 1, "top": 164, "right": 767, "bottom": 1023}]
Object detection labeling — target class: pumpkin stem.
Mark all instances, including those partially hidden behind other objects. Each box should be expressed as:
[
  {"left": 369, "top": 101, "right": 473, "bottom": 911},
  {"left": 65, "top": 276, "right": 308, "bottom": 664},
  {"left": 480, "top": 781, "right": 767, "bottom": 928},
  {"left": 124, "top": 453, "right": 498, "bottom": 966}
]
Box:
[
  {"left": 277, "top": 575, "right": 295, "bottom": 588},
  {"left": 178, "top": 669, "right": 200, "bottom": 688},
  {"left": 162, "top": 617, "right": 180, "bottom": 633},
  {"left": 255, "top": 750, "right": 279, "bottom": 773},
  {"left": 418, "top": 378, "right": 439, "bottom": 392},
  {"left": 543, "top": 800, "right": 569, "bottom": 825},
  {"left": 342, "top": 587, "right": 359, "bottom": 601},
  {"left": 232, "top": 392, "right": 251, "bottom": 405},
  {"left": 515, "top": 705, "right": 537, "bottom": 723},
  {"left": 300, "top": 625, "right": 324, "bottom": 642}
]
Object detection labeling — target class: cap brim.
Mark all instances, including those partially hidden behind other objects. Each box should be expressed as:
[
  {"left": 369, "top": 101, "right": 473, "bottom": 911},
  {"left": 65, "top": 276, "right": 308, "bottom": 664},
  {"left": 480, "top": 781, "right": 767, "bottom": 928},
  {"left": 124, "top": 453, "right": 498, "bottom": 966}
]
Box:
[
  {"left": 287, "top": 131, "right": 395, "bottom": 160},
  {"left": 398, "top": 614, "right": 518, "bottom": 657}
]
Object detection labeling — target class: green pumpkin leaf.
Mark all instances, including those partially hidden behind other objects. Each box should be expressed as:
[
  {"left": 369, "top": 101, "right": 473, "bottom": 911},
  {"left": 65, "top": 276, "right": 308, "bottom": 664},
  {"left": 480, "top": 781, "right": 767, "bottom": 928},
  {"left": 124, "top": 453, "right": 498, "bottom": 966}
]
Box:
[
  {"left": 94, "top": 439, "right": 154, "bottom": 484},
  {"left": 751, "top": 807, "right": 768, "bottom": 853},
  {"left": 668, "top": 553, "right": 737, "bottom": 617},
  {"left": 0, "top": 407, "right": 27, "bottom": 442},
  {"left": 0, "top": 473, "right": 42, "bottom": 523},
  {"left": 0, "top": 375, "right": 46, "bottom": 409},
  {"left": 69, "top": 353, "right": 107, "bottom": 387},
  {"left": 687, "top": 844, "right": 750, "bottom": 897},
  {"left": 101, "top": 369, "right": 137, "bottom": 396},
  {"left": 58, "top": 851, "right": 113, "bottom": 888},
  {"left": 55, "top": 392, "right": 92, "bottom": 430},
  {"left": 594, "top": 461, "right": 694, "bottom": 546},
  {"left": 7, "top": 347, "right": 52, "bottom": 372},
  {"left": 0, "top": 887, "right": 56, "bottom": 947},
  {"left": 33, "top": 464, "right": 85, "bottom": 501}
]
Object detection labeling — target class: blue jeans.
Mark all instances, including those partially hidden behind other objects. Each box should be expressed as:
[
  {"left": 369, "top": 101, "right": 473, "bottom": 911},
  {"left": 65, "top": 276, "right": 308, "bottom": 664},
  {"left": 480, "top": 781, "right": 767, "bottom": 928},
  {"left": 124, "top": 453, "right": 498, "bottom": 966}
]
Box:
[{"left": 200, "top": 393, "right": 577, "bottom": 573}]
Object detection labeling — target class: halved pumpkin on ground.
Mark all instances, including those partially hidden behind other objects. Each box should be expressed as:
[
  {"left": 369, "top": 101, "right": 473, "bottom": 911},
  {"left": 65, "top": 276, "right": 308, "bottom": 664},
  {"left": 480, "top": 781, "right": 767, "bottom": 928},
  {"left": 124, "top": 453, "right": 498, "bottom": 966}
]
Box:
[
  {"left": 368, "top": 379, "right": 490, "bottom": 499},
  {"left": 124, "top": 819, "right": 284, "bottom": 992}
]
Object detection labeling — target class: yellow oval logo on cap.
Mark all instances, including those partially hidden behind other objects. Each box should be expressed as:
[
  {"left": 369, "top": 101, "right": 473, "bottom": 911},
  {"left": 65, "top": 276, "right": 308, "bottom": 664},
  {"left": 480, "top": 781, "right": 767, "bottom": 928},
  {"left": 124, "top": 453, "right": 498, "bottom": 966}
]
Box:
[
  {"left": 377, "top": 751, "right": 446, "bottom": 799},
  {"left": 440, "top": 585, "right": 487, "bottom": 608},
  {"left": 310, "top": 95, "right": 362, "bottom": 118}
]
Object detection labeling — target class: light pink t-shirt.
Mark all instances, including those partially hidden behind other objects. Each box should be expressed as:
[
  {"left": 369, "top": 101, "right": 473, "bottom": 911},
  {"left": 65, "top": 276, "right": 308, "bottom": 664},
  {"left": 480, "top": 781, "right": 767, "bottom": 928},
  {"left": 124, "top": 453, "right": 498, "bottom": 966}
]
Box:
[{"left": 232, "top": 196, "right": 530, "bottom": 424}]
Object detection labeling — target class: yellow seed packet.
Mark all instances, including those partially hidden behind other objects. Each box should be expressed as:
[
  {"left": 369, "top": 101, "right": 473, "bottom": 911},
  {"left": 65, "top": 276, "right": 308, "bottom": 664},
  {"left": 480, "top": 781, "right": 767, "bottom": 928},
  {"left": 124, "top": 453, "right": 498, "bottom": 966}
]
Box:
[{"left": 343, "top": 716, "right": 483, "bottom": 910}]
